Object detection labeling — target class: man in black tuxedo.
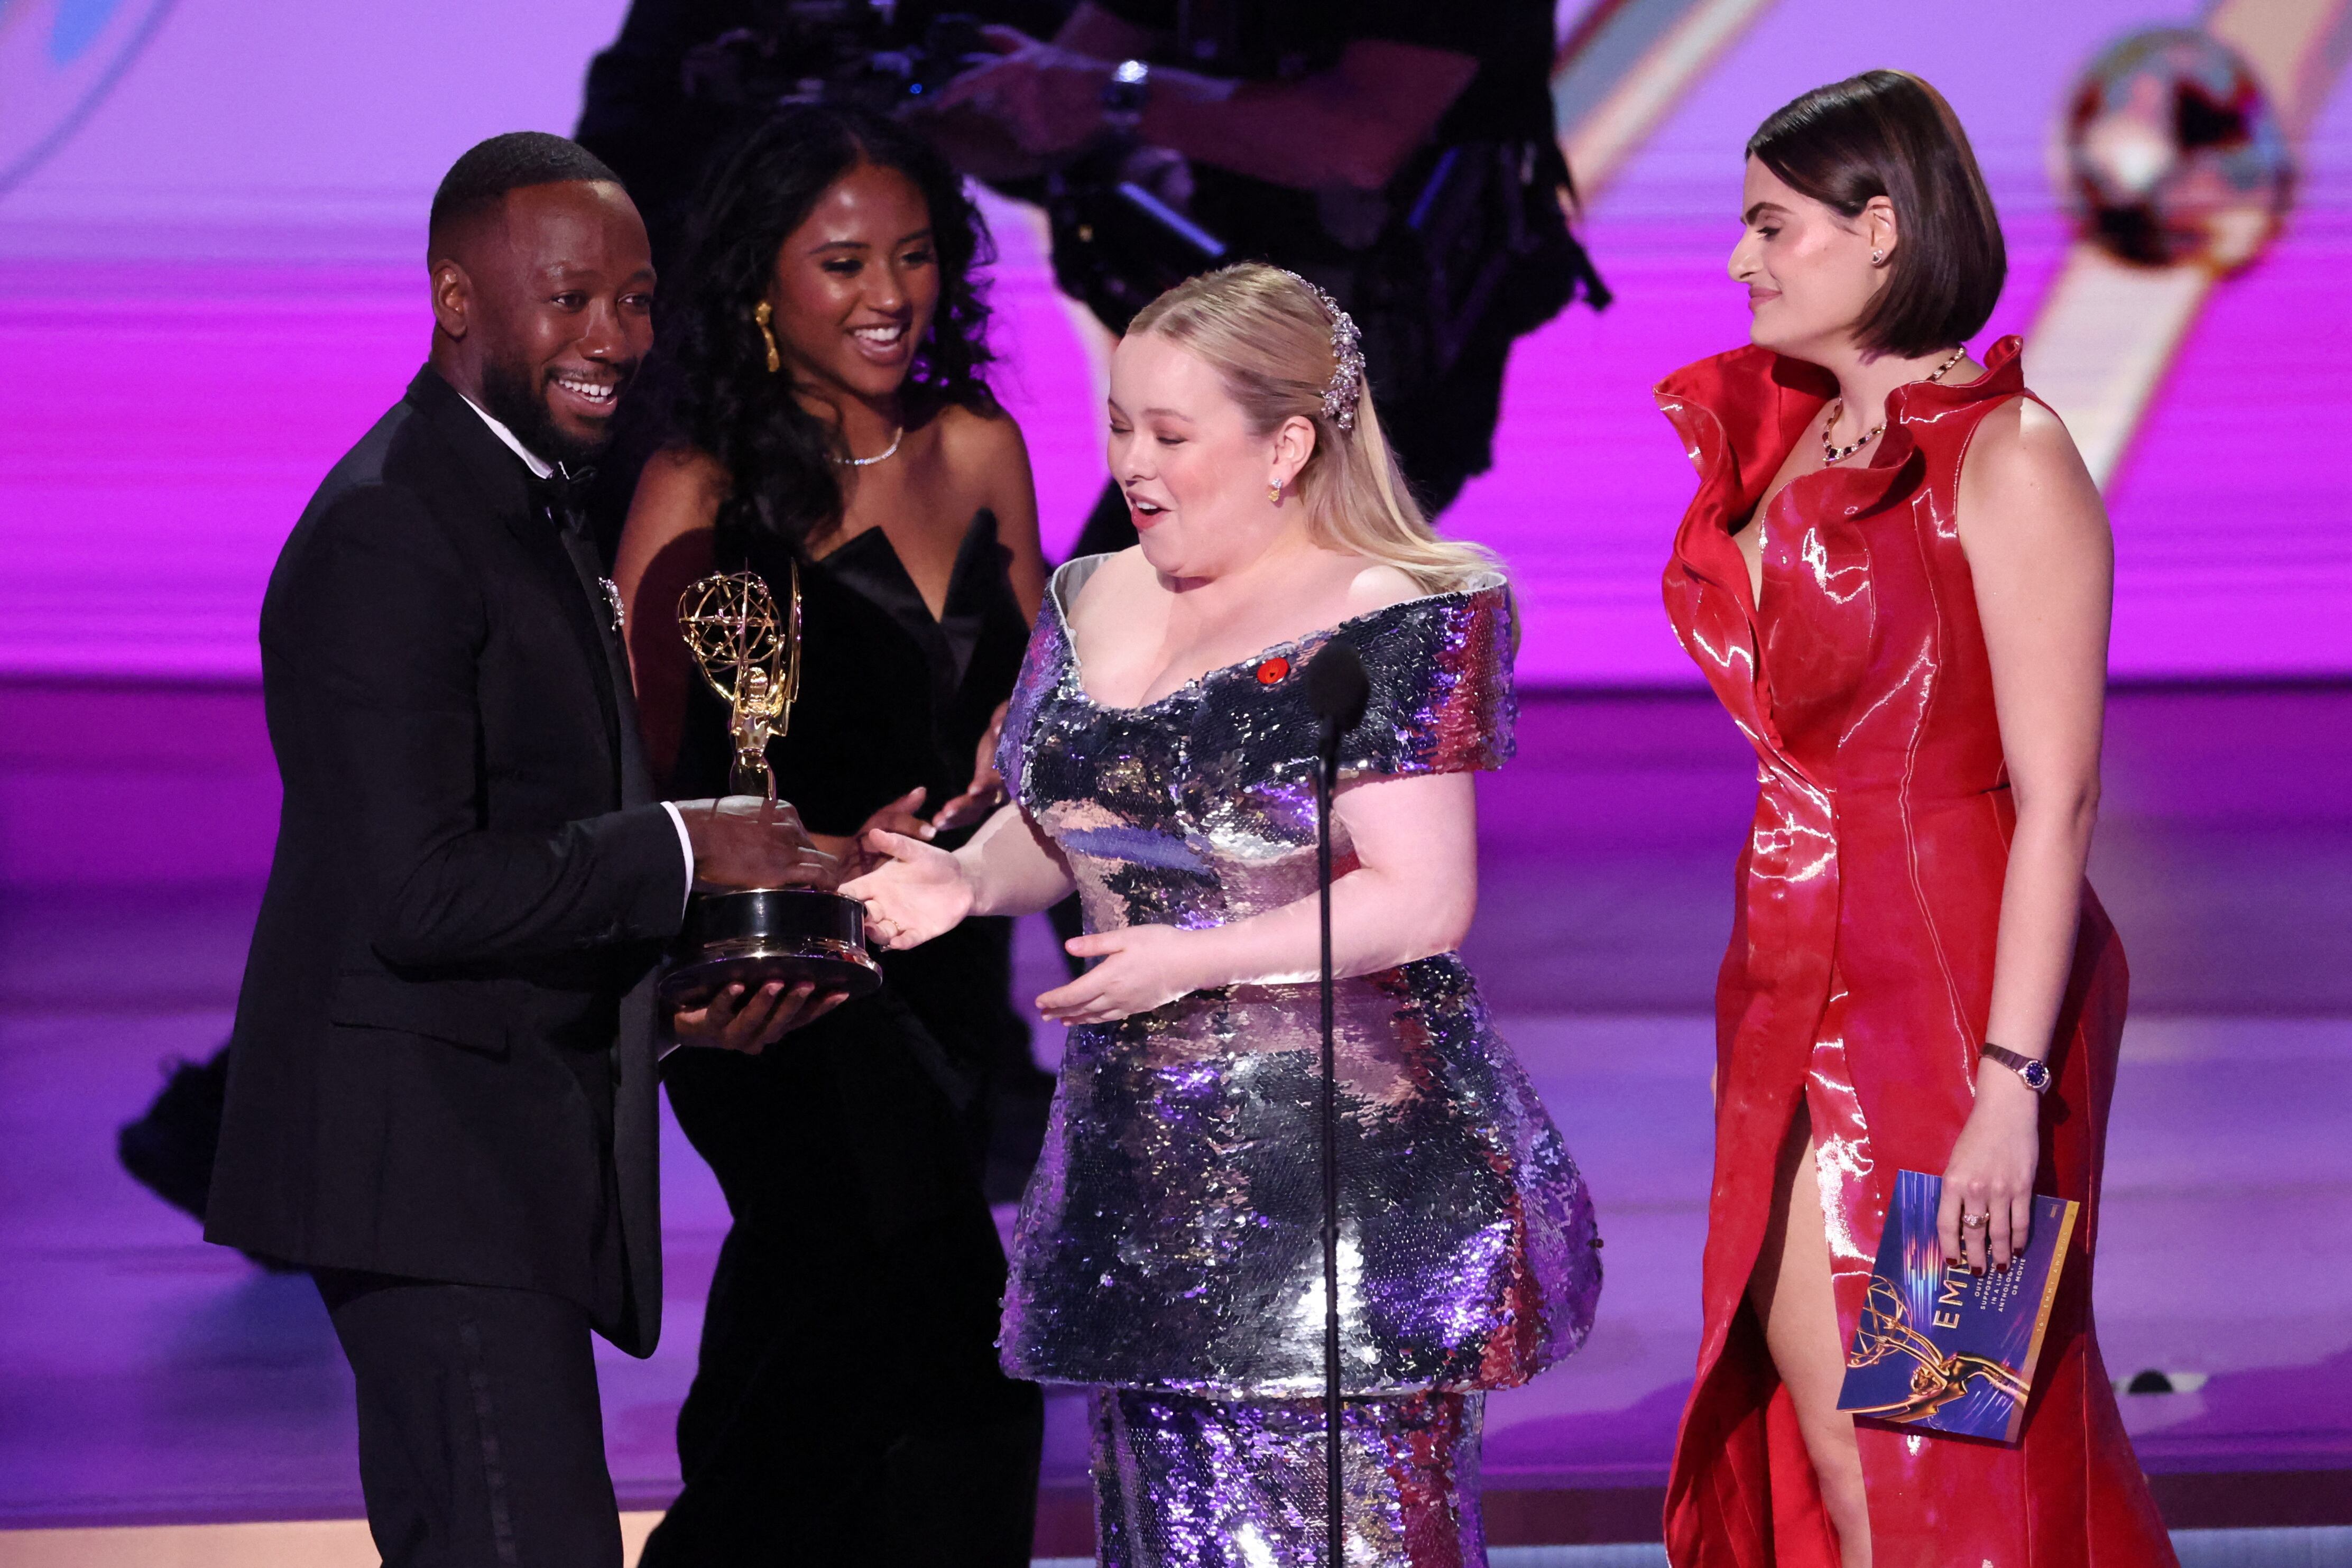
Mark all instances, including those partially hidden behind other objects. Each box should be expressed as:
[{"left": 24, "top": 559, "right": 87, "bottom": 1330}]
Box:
[{"left": 206, "top": 133, "right": 839, "bottom": 1567}]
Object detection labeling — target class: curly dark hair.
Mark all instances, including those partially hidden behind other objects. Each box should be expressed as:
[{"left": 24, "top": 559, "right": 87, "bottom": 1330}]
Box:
[{"left": 628, "top": 103, "right": 995, "bottom": 552}]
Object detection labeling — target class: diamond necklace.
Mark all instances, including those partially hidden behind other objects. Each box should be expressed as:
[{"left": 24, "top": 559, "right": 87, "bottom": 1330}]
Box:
[
  {"left": 829, "top": 426, "right": 904, "bottom": 468},
  {"left": 1821, "top": 346, "right": 1969, "bottom": 465}
]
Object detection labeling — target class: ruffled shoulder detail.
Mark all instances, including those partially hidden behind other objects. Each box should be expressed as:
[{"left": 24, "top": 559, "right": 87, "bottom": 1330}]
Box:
[
  {"left": 1327, "top": 576, "right": 1517, "bottom": 778},
  {"left": 1654, "top": 335, "right": 2026, "bottom": 504},
  {"left": 1654, "top": 346, "right": 1837, "bottom": 521},
  {"left": 1888, "top": 333, "right": 2026, "bottom": 426},
  {"left": 1815, "top": 335, "right": 2031, "bottom": 519}
]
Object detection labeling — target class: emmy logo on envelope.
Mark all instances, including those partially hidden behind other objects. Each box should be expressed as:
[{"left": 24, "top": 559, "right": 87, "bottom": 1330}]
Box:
[{"left": 1837, "top": 1169, "right": 2078, "bottom": 1444}]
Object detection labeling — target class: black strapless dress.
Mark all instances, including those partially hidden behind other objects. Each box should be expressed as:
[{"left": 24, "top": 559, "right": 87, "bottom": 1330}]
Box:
[{"left": 640, "top": 510, "right": 1044, "bottom": 1567}]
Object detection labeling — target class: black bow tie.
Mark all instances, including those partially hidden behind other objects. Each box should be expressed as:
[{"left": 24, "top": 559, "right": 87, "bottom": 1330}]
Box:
[{"left": 530, "top": 464, "right": 597, "bottom": 535}]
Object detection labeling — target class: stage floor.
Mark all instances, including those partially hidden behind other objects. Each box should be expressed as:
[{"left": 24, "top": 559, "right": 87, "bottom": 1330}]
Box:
[{"left": 2, "top": 685, "right": 2347, "bottom": 1546}]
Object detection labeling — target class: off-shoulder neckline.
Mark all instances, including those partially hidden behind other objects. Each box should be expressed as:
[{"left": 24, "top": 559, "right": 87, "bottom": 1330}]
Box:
[{"left": 1045, "top": 554, "right": 1507, "bottom": 715}]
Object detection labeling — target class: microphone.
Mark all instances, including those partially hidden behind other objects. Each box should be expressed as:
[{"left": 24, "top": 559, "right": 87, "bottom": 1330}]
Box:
[
  {"left": 1304, "top": 640, "right": 1370, "bottom": 745},
  {"left": 1302, "top": 636, "right": 1365, "bottom": 1566}
]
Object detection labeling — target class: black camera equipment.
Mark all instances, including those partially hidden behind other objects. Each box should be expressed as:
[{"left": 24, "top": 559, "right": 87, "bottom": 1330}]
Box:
[
  {"left": 649, "top": 1, "right": 1607, "bottom": 401},
  {"left": 1041, "top": 130, "right": 1608, "bottom": 386},
  {"left": 1043, "top": 142, "right": 1230, "bottom": 331},
  {"left": 676, "top": 4, "right": 992, "bottom": 118},
  {"left": 1352, "top": 136, "right": 1612, "bottom": 399}
]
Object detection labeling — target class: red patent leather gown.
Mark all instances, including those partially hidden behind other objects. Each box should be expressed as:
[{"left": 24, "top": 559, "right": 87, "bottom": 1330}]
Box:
[{"left": 1654, "top": 338, "right": 2175, "bottom": 1566}]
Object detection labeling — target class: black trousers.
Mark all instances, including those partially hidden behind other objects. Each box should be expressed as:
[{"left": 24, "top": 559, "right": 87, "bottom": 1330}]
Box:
[{"left": 317, "top": 1270, "right": 621, "bottom": 1568}]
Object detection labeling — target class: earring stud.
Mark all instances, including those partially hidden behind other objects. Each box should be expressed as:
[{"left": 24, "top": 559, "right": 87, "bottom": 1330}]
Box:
[
  {"left": 1268, "top": 480, "right": 1282, "bottom": 504},
  {"left": 1871, "top": 248, "right": 1886, "bottom": 265},
  {"left": 753, "top": 301, "right": 781, "bottom": 374}
]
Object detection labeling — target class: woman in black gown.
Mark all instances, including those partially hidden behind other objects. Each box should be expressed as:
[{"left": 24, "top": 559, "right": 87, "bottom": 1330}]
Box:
[{"left": 611, "top": 104, "right": 1046, "bottom": 1565}]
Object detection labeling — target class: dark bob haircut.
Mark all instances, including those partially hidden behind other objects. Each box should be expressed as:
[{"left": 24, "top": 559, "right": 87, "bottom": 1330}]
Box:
[
  {"left": 1748, "top": 70, "right": 2005, "bottom": 359},
  {"left": 626, "top": 102, "right": 994, "bottom": 552}
]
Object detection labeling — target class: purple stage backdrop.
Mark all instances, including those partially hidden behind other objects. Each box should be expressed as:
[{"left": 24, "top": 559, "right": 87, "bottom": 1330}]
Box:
[{"left": 1, "top": 0, "right": 2347, "bottom": 685}]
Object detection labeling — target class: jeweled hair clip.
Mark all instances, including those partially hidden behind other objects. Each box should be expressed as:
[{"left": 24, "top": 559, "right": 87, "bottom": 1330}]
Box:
[{"left": 1283, "top": 272, "right": 1366, "bottom": 432}]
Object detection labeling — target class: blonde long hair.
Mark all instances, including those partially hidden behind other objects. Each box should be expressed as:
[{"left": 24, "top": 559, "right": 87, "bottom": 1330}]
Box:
[{"left": 1126, "top": 264, "right": 1500, "bottom": 594}]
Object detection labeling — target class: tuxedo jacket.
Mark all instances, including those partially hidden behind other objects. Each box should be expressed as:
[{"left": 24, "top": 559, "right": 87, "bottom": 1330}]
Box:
[{"left": 207, "top": 366, "right": 683, "bottom": 1355}]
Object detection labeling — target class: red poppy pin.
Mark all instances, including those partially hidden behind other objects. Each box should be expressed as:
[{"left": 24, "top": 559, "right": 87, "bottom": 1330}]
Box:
[{"left": 1255, "top": 656, "right": 1290, "bottom": 686}]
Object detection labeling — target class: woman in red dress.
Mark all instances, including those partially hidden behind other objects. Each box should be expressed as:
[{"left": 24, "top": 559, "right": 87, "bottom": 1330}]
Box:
[{"left": 1654, "top": 73, "right": 2175, "bottom": 1567}]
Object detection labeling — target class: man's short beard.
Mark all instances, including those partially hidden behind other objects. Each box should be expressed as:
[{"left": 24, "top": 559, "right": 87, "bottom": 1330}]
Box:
[{"left": 477, "top": 355, "right": 611, "bottom": 472}]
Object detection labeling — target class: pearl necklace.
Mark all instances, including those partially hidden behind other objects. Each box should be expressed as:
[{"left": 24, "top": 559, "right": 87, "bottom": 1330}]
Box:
[
  {"left": 829, "top": 426, "right": 904, "bottom": 468},
  {"left": 1821, "top": 346, "right": 1969, "bottom": 465}
]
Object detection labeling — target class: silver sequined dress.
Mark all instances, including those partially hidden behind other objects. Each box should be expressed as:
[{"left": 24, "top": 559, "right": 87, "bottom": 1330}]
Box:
[{"left": 995, "top": 557, "right": 1601, "bottom": 1567}]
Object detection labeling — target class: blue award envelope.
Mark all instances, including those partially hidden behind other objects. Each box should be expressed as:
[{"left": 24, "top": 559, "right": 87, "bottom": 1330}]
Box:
[{"left": 1836, "top": 1168, "right": 2077, "bottom": 1443}]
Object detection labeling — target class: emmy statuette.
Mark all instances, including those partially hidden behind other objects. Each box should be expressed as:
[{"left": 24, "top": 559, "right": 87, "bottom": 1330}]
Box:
[{"left": 658, "top": 567, "right": 883, "bottom": 1011}]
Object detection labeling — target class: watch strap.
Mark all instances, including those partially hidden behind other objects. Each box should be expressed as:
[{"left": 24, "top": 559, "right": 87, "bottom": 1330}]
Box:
[{"left": 1981, "top": 1041, "right": 2051, "bottom": 1092}]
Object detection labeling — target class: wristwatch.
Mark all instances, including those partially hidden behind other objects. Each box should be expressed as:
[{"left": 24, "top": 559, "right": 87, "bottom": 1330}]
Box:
[
  {"left": 1102, "top": 58, "right": 1150, "bottom": 133},
  {"left": 1980, "top": 1041, "right": 2052, "bottom": 1093}
]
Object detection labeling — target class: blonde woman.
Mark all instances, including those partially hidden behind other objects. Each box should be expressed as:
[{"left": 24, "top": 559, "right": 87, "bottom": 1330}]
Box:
[{"left": 844, "top": 263, "right": 1599, "bottom": 1565}]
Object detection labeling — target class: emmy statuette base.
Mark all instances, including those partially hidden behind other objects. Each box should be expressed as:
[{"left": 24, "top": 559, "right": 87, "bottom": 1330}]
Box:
[{"left": 658, "top": 887, "right": 884, "bottom": 1011}]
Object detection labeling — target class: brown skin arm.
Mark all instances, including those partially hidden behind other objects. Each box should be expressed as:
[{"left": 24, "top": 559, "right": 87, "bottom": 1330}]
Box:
[
  {"left": 930, "top": 406, "right": 1043, "bottom": 828},
  {"left": 946, "top": 404, "right": 1047, "bottom": 623},
  {"left": 1050, "top": 2, "right": 1157, "bottom": 62},
  {"left": 613, "top": 448, "right": 726, "bottom": 790},
  {"left": 1132, "top": 37, "right": 1478, "bottom": 192},
  {"left": 928, "top": 4, "right": 1478, "bottom": 193}
]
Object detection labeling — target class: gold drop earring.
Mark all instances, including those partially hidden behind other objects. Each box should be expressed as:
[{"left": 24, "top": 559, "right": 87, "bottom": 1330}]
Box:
[
  {"left": 1268, "top": 479, "right": 1282, "bottom": 505},
  {"left": 753, "top": 301, "right": 781, "bottom": 374}
]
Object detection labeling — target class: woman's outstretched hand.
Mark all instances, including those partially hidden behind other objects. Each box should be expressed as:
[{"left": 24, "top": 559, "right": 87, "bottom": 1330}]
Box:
[
  {"left": 841, "top": 829, "right": 974, "bottom": 951},
  {"left": 1036, "top": 926, "right": 1204, "bottom": 1025},
  {"left": 1936, "top": 1067, "right": 2043, "bottom": 1274},
  {"left": 837, "top": 787, "right": 935, "bottom": 877}
]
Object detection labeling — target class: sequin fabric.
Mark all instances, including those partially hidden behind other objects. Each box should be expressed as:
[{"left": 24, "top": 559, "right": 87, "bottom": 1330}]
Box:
[
  {"left": 1093, "top": 1389, "right": 1484, "bottom": 1568},
  {"left": 995, "top": 556, "right": 1600, "bottom": 1403}
]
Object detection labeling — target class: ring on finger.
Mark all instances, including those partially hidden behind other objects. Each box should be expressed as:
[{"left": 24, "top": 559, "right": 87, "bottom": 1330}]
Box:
[{"left": 1961, "top": 1211, "right": 1990, "bottom": 1229}]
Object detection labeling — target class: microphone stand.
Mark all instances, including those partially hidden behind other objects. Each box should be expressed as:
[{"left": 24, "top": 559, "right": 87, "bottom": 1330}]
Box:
[
  {"left": 1317, "top": 708, "right": 1344, "bottom": 1568},
  {"left": 1304, "top": 641, "right": 1367, "bottom": 1567}
]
